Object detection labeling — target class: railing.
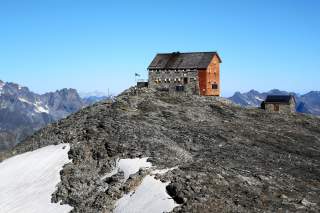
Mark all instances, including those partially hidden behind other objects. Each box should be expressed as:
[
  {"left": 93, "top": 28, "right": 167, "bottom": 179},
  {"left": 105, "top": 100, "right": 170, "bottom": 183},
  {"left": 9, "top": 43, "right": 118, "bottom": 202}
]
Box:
[{"left": 136, "top": 79, "right": 148, "bottom": 82}]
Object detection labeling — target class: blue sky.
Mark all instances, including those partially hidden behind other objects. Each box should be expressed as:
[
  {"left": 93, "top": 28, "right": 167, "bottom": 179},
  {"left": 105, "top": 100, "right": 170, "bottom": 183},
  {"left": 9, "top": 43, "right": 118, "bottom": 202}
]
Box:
[{"left": 0, "top": 0, "right": 319, "bottom": 97}]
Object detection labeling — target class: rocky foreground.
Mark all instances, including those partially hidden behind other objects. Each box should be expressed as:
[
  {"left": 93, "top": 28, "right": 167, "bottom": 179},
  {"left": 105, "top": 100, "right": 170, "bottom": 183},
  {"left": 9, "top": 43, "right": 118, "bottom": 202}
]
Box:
[{"left": 2, "top": 88, "right": 320, "bottom": 212}]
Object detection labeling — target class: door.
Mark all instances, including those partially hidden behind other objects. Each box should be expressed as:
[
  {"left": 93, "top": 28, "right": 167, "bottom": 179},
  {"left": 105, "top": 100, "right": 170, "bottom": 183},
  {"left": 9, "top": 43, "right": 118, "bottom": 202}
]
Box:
[{"left": 183, "top": 77, "right": 188, "bottom": 84}]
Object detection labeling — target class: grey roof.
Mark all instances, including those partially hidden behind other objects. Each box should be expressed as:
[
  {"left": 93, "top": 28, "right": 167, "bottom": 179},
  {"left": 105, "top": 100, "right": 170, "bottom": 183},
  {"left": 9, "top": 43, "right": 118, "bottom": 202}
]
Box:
[
  {"left": 265, "top": 95, "right": 296, "bottom": 104},
  {"left": 148, "top": 52, "right": 221, "bottom": 70}
]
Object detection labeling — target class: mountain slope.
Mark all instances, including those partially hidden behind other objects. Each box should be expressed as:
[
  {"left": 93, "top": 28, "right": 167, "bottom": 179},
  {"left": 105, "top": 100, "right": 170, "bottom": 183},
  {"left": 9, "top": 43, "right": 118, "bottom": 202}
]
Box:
[
  {"left": 298, "top": 91, "right": 320, "bottom": 115},
  {"left": 2, "top": 87, "right": 319, "bottom": 212},
  {"left": 228, "top": 90, "right": 266, "bottom": 107},
  {"left": 0, "top": 80, "right": 84, "bottom": 150}
]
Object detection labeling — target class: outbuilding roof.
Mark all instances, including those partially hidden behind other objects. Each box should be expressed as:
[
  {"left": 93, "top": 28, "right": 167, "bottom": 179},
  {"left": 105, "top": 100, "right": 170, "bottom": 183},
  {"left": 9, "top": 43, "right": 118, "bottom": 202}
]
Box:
[
  {"left": 265, "top": 95, "right": 296, "bottom": 104},
  {"left": 148, "top": 51, "right": 221, "bottom": 70}
]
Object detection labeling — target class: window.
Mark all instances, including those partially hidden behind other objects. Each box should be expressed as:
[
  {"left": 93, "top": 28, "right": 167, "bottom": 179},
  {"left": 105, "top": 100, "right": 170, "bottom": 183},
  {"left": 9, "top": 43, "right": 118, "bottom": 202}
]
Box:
[
  {"left": 212, "top": 84, "right": 218, "bottom": 89},
  {"left": 176, "top": 85, "right": 184, "bottom": 92},
  {"left": 183, "top": 77, "right": 188, "bottom": 84}
]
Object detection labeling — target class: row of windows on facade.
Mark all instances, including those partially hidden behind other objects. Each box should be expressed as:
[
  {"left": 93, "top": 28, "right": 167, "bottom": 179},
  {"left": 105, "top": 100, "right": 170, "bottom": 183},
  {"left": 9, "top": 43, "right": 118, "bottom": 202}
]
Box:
[
  {"left": 175, "top": 83, "right": 219, "bottom": 92},
  {"left": 154, "top": 77, "right": 196, "bottom": 84}
]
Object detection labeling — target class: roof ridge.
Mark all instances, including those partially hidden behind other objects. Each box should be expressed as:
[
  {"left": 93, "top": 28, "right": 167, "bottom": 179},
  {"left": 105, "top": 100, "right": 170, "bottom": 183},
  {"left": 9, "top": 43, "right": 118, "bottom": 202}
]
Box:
[
  {"left": 148, "top": 51, "right": 221, "bottom": 69},
  {"left": 157, "top": 51, "right": 217, "bottom": 55}
]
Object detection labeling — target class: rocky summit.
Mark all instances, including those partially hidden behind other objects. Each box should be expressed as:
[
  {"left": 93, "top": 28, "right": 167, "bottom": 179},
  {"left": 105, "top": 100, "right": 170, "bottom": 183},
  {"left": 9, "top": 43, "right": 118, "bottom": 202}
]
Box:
[{"left": 2, "top": 87, "right": 320, "bottom": 212}]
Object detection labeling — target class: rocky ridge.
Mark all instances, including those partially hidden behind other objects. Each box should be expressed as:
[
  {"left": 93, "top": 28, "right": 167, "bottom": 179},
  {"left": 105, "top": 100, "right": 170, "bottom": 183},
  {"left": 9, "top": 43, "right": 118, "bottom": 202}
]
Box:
[
  {"left": 0, "top": 80, "right": 109, "bottom": 150},
  {"left": 2, "top": 87, "right": 320, "bottom": 212}
]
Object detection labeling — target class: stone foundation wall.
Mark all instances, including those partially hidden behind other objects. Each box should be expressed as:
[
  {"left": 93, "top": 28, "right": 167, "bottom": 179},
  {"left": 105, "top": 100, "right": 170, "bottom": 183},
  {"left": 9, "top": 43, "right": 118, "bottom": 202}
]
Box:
[
  {"left": 148, "top": 69, "right": 200, "bottom": 95},
  {"left": 265, "top": 103, "right": 296, "bottom": 113}
]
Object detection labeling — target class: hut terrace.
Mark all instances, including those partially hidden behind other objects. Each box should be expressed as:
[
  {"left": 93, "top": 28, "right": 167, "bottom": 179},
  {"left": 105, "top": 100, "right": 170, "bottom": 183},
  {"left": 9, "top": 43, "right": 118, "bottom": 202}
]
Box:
[{"left": 148, "top": 51, "right": 222, "bottom": 96}]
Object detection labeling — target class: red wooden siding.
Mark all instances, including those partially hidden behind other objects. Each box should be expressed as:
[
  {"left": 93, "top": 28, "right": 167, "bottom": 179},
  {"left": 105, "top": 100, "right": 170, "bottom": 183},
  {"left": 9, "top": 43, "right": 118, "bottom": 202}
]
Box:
[{"left": 198, "top": 55, "right": 220, "bottom": 96}]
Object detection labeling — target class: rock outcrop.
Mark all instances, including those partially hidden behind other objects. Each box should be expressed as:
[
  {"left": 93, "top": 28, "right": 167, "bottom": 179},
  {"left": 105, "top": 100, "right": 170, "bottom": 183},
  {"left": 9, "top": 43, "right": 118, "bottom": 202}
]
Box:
[{"left": 2, "top": 87, "right": 320, "bottom": 212}]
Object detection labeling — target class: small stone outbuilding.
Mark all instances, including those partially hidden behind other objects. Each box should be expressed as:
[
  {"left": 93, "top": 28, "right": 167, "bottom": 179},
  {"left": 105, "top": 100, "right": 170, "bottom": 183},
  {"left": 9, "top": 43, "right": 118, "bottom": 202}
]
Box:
[
  {"left": 261, "top": 95, "right": 296, "bottom": 113},
  {"left": 148, "top": 51, "right": 222, "bottom": 96}
]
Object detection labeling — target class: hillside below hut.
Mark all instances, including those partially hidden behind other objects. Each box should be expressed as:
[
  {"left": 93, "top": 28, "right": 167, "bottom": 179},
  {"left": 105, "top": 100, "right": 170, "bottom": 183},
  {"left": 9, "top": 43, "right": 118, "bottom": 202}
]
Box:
[{"left": 2, "top": 88, "right": 320, "bottom": 212}]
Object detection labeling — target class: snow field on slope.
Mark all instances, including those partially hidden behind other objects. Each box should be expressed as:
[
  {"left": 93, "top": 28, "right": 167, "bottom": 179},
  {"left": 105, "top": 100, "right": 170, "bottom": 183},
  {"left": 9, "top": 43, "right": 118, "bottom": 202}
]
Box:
[
  {"left": 0, "top": 144, "right": 73, "bottom": 213},
  {"left": 105, "top": 157, "right": 179, "bottom": 213}
]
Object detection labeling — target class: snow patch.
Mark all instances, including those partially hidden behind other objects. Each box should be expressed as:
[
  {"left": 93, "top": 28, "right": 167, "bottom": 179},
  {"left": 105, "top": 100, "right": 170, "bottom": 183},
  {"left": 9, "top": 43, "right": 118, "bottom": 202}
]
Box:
[
  {"left": 106, "top": 158, "right": 179, "bottom": 213},
  {"left": 114, "top": 175, "right": 179, "bottom": 213},
  {"left": 18, "top": 97, "right": 33, "bottom": 105},
  {"left": 255, "top": 96, "right": 264, "bottom": 101},
  {"left": 114, "top": 166, "right": 179, "bottom": 213},
  {"left": 103, "top": 157, "right": 152, "bottom": 181},
  {"left": 34, "top": 101, "right": 49, "bottom": 114},
  {"left": 0, "top": 144, "right": 73, "bottom": 213},
  {"left": 18, "top": 98, "right": 49, "bottom": 114}
]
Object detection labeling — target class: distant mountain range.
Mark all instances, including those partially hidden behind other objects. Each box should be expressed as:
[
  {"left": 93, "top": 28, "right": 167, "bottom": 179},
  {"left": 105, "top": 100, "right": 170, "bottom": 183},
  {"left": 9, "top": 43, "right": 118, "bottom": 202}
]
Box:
[
  {"left": 80, "top": 91, "right": 111, "bottom": 106},
  {"left": 228, "top": 89, "right": 320, "bottom": 115},
  {"left": 0, "top": 80, "right": 109, "bottom": 150},
  {"left": 79, "top": 91, "right": 110, "bottom": 98},
  {"left": 82, "top": 96, "right": 109, "bottom": 106}
]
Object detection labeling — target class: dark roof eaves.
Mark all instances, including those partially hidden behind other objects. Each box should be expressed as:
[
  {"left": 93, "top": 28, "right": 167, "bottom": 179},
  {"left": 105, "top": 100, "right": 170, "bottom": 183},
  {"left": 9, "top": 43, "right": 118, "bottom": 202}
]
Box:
[{"left": 265, "top": 95, "right": 295, "bottom": 104}]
